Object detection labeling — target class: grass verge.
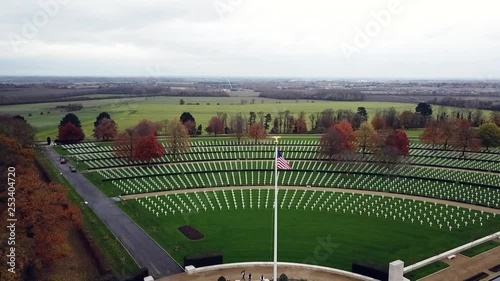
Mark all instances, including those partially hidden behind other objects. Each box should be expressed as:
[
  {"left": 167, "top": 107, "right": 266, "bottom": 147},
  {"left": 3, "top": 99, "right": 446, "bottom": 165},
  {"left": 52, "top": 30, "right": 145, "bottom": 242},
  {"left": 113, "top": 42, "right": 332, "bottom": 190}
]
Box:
[
  {"left": 404, "top": 261, "right": 450, "bottom": 281},
  {"left": 460, "top": 241, "right": 500, "bottom": 257}
]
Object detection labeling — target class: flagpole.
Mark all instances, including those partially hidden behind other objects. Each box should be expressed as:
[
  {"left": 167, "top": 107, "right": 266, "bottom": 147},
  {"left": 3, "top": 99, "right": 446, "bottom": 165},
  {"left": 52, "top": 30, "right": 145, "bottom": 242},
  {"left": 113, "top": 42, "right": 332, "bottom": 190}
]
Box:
[{"left": 272, "top": 136, "right": 280, "bottom": 281}]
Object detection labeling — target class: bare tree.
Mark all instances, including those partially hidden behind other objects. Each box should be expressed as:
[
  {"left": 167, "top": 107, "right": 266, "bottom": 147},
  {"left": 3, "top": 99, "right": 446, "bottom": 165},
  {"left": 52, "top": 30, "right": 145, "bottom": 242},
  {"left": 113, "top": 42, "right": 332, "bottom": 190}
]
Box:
[
  {"left": 257, "top": 111, "right": 265, "bottom": 125},
  {"left": 231, "top": 114, "right": 246, "bottom": 144}
]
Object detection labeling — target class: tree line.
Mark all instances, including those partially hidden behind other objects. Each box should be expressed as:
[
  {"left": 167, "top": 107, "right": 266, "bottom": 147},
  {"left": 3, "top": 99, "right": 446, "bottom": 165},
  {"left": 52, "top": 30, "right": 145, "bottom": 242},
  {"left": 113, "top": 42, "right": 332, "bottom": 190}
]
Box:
[
  {"left": 0, "top": 115, "right": 83, "bottom": 281},
  {"left": 429, "top": 97, "right": 500, "bottom": 111},
  {"left": 258, "top": 89, "right": 365, "bottom": 101},
  {"left": 421, "top": 119, "right": 500, "bottom": 157}
]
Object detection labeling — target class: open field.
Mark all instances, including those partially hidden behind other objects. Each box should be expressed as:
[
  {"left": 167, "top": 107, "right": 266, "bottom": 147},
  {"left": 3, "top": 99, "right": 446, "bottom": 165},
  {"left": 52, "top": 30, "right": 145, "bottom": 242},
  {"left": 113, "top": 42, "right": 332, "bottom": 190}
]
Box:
[{"left": 0, "top": 97, "right": 442, "bottom": 140}]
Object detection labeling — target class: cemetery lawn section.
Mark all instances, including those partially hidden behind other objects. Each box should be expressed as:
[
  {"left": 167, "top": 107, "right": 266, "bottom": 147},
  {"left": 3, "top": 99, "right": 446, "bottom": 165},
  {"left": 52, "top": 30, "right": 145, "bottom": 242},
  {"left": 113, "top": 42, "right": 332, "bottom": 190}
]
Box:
[{"left": 117, "top": 192, "right": 500, "bottom": 271}]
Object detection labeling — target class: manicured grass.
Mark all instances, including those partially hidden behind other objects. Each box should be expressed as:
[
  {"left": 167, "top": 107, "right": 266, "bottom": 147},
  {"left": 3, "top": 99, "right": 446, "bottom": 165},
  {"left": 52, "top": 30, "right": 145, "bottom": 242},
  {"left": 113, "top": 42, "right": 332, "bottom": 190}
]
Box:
[
  {"left": 35, "top": 148, "right": 140, "bottom": 278},
  {"left": 1, "top": 97, "right": 435, "bottom": 140},
  {"left": 85, "top": 172, "right": 118, "bottom": 197},
  {"left": 405, "top": 129, "right": 424, "bottom": 138},
  {"left": 404, "top": 261, "right": 450, "bottom": 281},
  {"left": 460, "top": 241, "right": 500, "bottom": 257},
  {"left": 118, "top": 192, "right": 500, "bottom": 272}
]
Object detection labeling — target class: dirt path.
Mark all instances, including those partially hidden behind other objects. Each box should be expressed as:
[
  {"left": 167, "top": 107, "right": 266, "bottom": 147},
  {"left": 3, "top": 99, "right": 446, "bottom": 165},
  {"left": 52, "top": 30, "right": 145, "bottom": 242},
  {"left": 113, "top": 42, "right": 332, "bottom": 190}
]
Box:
[
  {"left": 120, "top": 186, "right": 500, "bottom": 214},
  {"left": 422, "top": 241, "right": 500, "bottom": 281},
  {"left": 156, "top": 265, "right": 363, "bottom": 281}
]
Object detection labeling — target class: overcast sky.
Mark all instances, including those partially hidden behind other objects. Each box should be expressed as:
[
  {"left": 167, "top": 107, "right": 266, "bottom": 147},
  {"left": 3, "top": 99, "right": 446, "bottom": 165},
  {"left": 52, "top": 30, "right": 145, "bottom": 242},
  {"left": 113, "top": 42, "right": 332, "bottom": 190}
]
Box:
[{"left": 1, "top": 0, "right": 499, "bottom": 78}]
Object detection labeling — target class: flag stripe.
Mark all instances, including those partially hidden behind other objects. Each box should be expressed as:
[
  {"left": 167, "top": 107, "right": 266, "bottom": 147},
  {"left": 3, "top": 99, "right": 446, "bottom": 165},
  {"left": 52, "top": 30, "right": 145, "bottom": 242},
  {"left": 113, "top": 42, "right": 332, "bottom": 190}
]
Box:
[{"left": 277, "top": 151, "right": 292, "bottom": 170}]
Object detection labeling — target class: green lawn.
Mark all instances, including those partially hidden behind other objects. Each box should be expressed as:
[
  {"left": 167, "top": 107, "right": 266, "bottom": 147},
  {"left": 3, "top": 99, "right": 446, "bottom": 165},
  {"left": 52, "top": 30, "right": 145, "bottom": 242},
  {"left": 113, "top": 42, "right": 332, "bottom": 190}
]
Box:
[
  {"left": 0, "top": 97, "right": 433, "bottom": 140},
  {"left": 460, "top": 241, "right": 500, "bottom": 257},
  {"left": 117, "top": 192, "right": 500, "bottom": 272},
  {"left": 35, "top": 148, "right": 140, "bottom": 278},
  {"left": 404, "top": 261, "right": 449, "bottom": 281}
]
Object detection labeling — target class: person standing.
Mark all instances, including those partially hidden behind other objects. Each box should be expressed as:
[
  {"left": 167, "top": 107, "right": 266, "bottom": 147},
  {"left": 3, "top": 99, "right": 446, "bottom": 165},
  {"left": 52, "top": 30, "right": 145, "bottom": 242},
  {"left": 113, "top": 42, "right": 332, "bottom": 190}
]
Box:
[
  {"left": 241, "top": 270, "right": 246, "bottom": 280},
  {"left": 260, "top": 274, "right": 264, "bottom": 281},
  {"left": 248, "top": 273, "right": 252, "bottom": 281}
]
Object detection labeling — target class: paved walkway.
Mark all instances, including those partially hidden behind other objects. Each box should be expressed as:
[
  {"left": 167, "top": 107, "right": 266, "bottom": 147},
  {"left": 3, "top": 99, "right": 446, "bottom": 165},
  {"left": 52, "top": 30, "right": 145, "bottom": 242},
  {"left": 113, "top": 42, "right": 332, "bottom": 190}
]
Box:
[
  {"left": 44, "top": 146, "right": 183, "bottom": 278},
  {"left": 422, "top": 241, "right": 500, "bottom": 281},
  {"left": 121, "top": 186, "right": 500, "bottom": 214}
]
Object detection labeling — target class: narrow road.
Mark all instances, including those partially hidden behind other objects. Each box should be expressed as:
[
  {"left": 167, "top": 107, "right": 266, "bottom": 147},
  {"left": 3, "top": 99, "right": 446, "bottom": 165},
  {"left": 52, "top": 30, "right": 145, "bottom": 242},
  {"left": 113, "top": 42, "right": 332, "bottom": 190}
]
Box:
[{"left": 44, "top": 146, "right": 183, "bottom": 278}]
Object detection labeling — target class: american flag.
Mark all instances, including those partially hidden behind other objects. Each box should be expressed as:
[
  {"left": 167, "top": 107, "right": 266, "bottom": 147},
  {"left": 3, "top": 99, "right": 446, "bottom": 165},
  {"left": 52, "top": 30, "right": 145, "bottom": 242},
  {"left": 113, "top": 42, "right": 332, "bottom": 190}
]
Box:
[{"left": 276, "top": 151, "right": 292, "bottom": 170}]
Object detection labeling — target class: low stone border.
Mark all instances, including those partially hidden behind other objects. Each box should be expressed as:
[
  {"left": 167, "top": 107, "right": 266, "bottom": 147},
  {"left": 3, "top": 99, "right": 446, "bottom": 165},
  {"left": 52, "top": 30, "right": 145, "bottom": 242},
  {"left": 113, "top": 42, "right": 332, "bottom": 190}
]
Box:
[{"left": 186, "top": 262, "right": 378, "bottom": 281}]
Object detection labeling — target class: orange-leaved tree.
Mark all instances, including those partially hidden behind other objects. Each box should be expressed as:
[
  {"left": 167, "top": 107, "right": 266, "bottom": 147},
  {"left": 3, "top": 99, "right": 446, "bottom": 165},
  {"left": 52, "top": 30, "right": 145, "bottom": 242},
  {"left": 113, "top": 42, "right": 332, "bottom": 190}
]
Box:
[
  {"left": 207, "top": 116, "right": 225, "bottom": 137},
  {"left": 133, "top": 135, "right": 164, "bottom": 162},
  {"left": 420, "top": 121, "right": 444, "bottom": 150},
  {"left": 371, "top": 114, "right": 387, "bottom": 131},
  {"left": 319, "top": 125, "right": 356, "bottom": 161},
  {"left": 334, "top": 120, "right": 358, "bottom": 151},
  {"left": 93, "top": 118, "right": 118, "bottom": 140},
  {"left": 450, "top": 119, "right": 481, "bottom": 158},
  {"left": 248, "top": 123, "right": 266, "bottom": 144}
]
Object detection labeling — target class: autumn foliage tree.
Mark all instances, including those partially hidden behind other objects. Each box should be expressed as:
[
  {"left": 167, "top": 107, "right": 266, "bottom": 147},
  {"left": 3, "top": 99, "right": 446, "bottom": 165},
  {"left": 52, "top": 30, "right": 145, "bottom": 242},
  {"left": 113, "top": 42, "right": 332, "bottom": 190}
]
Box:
[
  {"left": 207, "top": 116, "right": 225, "bottom": 136},
  {"left": 0, "top": 124, "right": 82, "bottom": 280},
  {"left": 356, "top": 122, "right": 377, "bottom": 158},
  {"left": 113, "top": 128, "right": 139, "bottom": 161},
  {"left": 134, "top": 119, "right": 157, "bottom": 137},
  {"left": 58, "top": 122, "right": 85, "bottom": 143},
  {"left": 334, "top": 120, "right": 358, "bottom": 151},
  {"left": 248, "top": 123, "right": 266, "bottom": 144},
  {"left": 450, "top": 119, "right": 481, "bottom": 158},
  {"left": 166, "top": 120, "right": 191, "bottom": 160},
  {"left": 93, "top": 112, "right": 111, "bottom": 127},
  {"left": 420, "top": 121, "right": 444, "bottom": 150},
  {"left": 16, "top": 171, "right": 82, "bottom": 265},
  {"left": 438, "top": 120, "right": 455, "bottom": 150},
  {"left": 183, "top": 120, "right": 197, "bottom": 136},
  {"left": 0, "top": 115, "right": 36, "bottom": 146},
  {"left": 319, "top": 124, "right": 356, "bottom": 161},
  {"left": 373, "top": 129, "right": 410, "bottom": 170},
  {"left": 295, "top": 112, "right": 308, "bottom": 133},
  {"left": 133, "top": 135, "right": 164, "bottom": 162},
  {"left": 59, "top": 113, "right": 82, "bottom": 129},
  {"left": 371, "top": 114, "right": 387, "bottom": 131},
  {"left": 93, "top": 118, "right": 117, "bottom": 140}
]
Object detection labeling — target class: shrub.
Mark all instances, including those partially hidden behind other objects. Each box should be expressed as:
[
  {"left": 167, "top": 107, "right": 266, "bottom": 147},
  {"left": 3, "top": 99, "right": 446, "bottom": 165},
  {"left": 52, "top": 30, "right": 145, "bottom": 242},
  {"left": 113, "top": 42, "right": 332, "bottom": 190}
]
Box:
[
  {"left": 217, "top": 276, "right": 226, "bottom": 281},
  {"left": 28, "top": 113, "right": 32, "bottom": 116},
  {"left": 279, "top": 273, "right": 288, "bottom": 281}
]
